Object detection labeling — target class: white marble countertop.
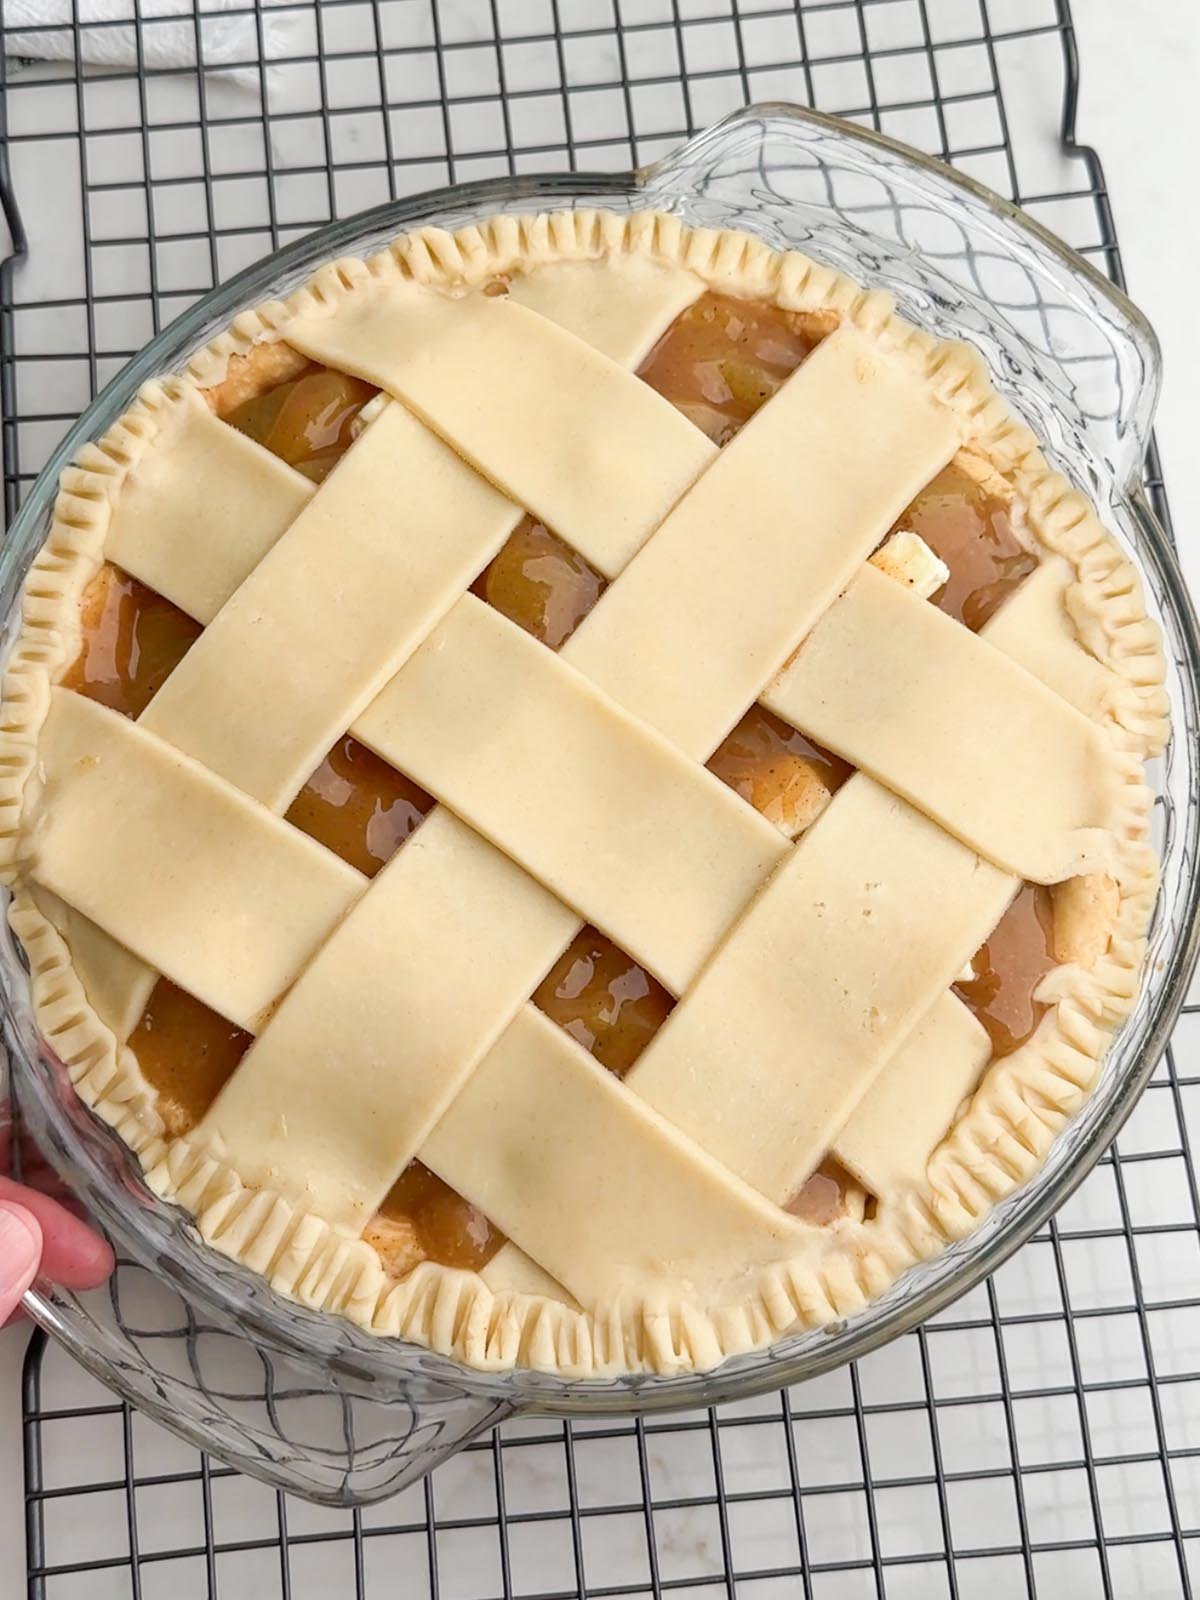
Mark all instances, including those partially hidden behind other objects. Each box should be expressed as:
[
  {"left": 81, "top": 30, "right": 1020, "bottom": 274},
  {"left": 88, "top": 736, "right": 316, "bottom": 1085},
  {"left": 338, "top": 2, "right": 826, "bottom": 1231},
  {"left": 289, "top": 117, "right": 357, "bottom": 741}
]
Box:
[
  {"left": 0, "top": 2, "right": 1197, "bottom": 1587},
  {"left": 1073, "top": 6, "right": 1200, "bottom": 593}
]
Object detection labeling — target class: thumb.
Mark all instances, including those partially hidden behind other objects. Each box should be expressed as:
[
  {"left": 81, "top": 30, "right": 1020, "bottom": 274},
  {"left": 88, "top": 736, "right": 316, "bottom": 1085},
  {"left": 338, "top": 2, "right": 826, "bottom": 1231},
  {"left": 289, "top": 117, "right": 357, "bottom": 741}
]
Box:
[{"left": 0, "top": 1200, "right": 42, "bottom": 1323}]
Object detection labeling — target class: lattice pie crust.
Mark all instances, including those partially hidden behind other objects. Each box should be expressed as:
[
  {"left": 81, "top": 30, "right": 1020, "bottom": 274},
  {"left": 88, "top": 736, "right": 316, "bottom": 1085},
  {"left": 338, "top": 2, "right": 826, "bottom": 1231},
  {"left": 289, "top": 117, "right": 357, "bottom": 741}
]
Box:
[{"left": 0, "top": 211, "right": 1167, "bottom": 1376}]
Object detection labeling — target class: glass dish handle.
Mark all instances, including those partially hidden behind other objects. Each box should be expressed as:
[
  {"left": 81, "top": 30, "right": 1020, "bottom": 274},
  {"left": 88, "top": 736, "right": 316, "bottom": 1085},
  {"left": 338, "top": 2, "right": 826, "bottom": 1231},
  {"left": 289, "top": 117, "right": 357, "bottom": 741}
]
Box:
[
  {"left": 637, "top": 103, "right": 1162, "bottom": 489},
  {"left": 7, "top": 1032, "right": 521, "bottom": 1504}
]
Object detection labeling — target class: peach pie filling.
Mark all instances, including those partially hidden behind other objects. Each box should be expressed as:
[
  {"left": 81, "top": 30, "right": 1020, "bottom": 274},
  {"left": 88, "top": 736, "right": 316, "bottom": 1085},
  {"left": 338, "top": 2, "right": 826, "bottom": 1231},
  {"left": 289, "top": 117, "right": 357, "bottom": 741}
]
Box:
[{"left": 61, "top": 289, "right": 1053, "bottom": 1277}]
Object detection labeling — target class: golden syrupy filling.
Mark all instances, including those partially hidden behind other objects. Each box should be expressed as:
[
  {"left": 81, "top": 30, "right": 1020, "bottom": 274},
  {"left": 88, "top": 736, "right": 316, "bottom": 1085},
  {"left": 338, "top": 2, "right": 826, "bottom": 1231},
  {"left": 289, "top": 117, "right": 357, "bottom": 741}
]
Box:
[
  {"left": 475, "top": 516, "right": 604, "bottom": 651},
  {"left": 639, "top": 292, "right": 835, "bottom": 444},
  {"left": 955, "top": 882, "right": 1057, "bottom": 1058},
  {"left": 284, "top": 734, "right": 432, "bottom": 879},
  {"left": 62, "top": 286, "right": 1053, "bottom": 1277},
  {"left": 785, "top": 1159, "right": 866, "bottom": 1227},
  {"left": 708, "top": 706, "right": 853, "bottom": 839},
  {"left": 224, "top": 366, "right": 377, "bottom": 483},
  {"left": 63, "top": 568, "right": 203, "bottom": 718},
  {"left": 533, "top": 927, "right": 675, "bottom": 1080},
  {"left": 133, "top": 979, "right": 252, "bottom": 1140},
  {"left": 370, "top": 1159, "right": 505, "bottom": 1276},
  {"left": 904, "top": 460, "right": 1038, "bottom": 631}
]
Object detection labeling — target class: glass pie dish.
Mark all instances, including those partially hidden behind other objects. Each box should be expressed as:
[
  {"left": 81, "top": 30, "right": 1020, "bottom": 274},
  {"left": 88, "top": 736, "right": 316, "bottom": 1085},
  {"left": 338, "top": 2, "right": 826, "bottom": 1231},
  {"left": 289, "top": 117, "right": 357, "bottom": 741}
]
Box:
[{"left": 4, "top": 104, "right": 1200, "bottom": 1506}]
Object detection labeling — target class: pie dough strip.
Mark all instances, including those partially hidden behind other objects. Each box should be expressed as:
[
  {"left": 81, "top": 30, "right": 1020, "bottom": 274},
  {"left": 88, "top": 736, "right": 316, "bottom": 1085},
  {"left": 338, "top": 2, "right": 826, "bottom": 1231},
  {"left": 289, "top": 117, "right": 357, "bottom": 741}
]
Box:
[
  {"left": 355, "top": 594, "right": 788, "bottom": 992},
  {"left": 504, "top": 254, "right": 704, "bottom": 368},
  {"left": 562, "top": 323, "right": 962, "bottom": 760},
  {"left": 138, "top": 400, "right": 522, "bottom": 811},
  {"left": 194, "top": 806, "right": 579, "bottom": 1225},
  {"left": 187, "top": 327, "right": 972, "bottom": 1232},
  {"left": 421, "top": 1004, "right": 806, "bottom": 1306},
  {"left": 831, "top": 992, "right": 991, "bottom": 1197},
  {"left": 68, "top": 401, "right": 523, "bottom": 1040},
  {"left": 818, "top": 555, "right": 1126, "bottom": 1204},
  {"left": 63, "top": 257, "right": 704, "bottom": 1043},
  {"left": 283, "top": 282, "right": 718, "bottom": 579},
  {"left": 762, "top": 562, "right": 1118, "bottom": 883},
  {"left": 69, "top": 393, "right": 328, "bottom": 1049},
  {"left": 106, "top": 389, "right": 315, "bottom": 623},
  {"left": 70, "top": 329, "right": 963, "bottom": 1051},
  {"left": 626, "top": 775, "right": 1018, "bottom": 1205},
  {"left": 446, "top": 960, "right": 991, "bottom": 1304},
  {"left": 29, "top": 887, "right": 159, "bottom": 1042},
  {"left": 981, "top": 555, "right": 1123, "bottom": 726},
  {"left": 53, "top": 308, "right": 988, "bottom": 1255},
  {"left": 28, "top": 691, "right": 364, "bottom": 1033},
  {"left": 32, "top": 690, "right": 584, "bottom": 1226}
]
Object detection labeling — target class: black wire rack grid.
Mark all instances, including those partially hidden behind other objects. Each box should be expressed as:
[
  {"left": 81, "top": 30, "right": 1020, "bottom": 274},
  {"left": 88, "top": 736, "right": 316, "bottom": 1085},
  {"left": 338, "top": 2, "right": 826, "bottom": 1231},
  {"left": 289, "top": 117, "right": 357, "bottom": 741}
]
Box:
[{"left": 5, "top": 0, "right": 1200, "bottom": 1596}]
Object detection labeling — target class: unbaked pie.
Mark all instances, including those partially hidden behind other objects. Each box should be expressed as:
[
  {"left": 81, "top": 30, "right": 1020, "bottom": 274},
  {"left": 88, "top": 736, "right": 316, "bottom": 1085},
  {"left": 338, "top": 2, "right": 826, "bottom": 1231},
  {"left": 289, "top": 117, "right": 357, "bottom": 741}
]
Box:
[{"left": 0, "top": 210, "right": 1167, "bottom": 1376}]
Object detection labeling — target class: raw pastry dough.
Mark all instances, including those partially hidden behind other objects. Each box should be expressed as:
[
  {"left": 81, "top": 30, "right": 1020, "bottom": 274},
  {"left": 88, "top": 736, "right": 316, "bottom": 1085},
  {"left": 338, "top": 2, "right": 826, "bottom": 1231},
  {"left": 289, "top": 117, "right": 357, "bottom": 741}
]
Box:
[{"left": 0, "top": 209, "right": 1165, "bottom": 1377}]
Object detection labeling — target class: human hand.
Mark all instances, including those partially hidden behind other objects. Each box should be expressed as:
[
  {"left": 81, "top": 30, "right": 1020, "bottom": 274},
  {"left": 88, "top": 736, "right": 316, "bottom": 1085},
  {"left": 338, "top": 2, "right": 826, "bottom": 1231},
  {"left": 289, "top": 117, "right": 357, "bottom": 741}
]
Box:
[
  {"left": 0, "top": 1109, "right": 115, "bottom": 1324},
  {"left": 0, "top": 1177, "right": 115, "bottom": 1324}
]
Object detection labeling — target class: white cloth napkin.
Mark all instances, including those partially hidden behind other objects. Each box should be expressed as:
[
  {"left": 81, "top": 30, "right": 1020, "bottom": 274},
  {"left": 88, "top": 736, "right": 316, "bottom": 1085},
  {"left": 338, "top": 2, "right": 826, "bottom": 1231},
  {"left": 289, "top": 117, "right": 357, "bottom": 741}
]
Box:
[{"left": 3, "top": 0, "right": 297, "bottom": 77}]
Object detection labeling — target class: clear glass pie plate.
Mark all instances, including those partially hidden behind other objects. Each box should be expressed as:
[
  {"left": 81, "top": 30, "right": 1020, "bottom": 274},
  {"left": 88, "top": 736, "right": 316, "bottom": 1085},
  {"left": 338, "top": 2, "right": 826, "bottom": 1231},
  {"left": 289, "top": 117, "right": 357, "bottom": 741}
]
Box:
[{"left": 3, "top": 104, "right": 1199, "bottom": 1506}]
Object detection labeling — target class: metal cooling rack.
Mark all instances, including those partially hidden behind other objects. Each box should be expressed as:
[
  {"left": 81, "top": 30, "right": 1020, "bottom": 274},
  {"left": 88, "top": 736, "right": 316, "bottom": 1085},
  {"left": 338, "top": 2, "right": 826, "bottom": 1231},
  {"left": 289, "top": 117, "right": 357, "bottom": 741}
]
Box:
[{"left": 5, "top": 1, "right": 1200, "bottom": 1596}]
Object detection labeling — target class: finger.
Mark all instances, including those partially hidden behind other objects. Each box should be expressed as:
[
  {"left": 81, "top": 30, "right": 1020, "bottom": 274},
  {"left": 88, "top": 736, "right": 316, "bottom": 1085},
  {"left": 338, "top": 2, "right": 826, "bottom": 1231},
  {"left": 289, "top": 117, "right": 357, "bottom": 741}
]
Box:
[
  {"left": 0, "top": 1176, "right": 114, "bottom": 1290},
  {"left": 10, "top": 1145, "right": 84, "bottom": 1216},
  {"left": 0, "top": 1200, "right": 42, "bottom": 1324}
]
